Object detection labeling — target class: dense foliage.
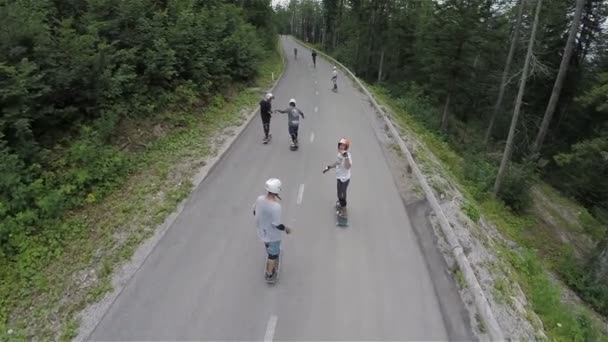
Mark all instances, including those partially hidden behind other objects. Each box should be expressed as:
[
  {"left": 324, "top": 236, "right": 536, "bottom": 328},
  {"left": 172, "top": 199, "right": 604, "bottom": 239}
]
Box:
[{"left": 0, "top": 0, "right": 273, "bottom": 259}]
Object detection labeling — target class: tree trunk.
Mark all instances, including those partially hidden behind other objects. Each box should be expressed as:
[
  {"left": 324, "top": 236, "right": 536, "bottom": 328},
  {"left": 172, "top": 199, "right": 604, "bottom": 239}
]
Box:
[
  {"left": 441, "top": 89, "right": 454, "bottom": 133},
  {"left": 377, "top": 48, "right": 385, "bottom": 83},
  {"left": 484, "top": 0, "right": 525, "bottom": 145},
  {"left": 440, "top": 38, "right": 464, "bottom": 133},
  {"left": 494, "top": 0, "right": 543, "bottom": 194},
  {"left": 291, "top": 9, "right": 295, "bottom": 35},
  {"left": 530, "top": 0, "right": 585, "bottom": 154}
]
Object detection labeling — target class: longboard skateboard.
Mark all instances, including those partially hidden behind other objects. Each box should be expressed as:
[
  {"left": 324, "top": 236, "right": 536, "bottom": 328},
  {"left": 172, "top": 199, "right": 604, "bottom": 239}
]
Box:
[{"left": 335, "top": 203, "right": 349, "bottom": 227}]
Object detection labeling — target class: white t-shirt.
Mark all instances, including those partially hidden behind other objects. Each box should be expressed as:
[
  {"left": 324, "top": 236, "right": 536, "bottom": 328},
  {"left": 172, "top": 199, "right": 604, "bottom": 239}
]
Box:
[
  {"left": 335, "top": 151, "right": 352, "bottom": 181},
  {"left": 253, "top": 195, "right": 282, "bottom": 243}
]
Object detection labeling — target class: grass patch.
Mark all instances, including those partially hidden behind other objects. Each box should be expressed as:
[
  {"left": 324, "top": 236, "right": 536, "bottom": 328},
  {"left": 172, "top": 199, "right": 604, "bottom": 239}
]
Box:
[
  {"left": 462, "top": 201, "right": 481, "bottom": 223},
  {"left": 0, "top": 42, "right": 284, "bottom": 340},
  {"left": 475, "top": 312, "right": 487, "bottom": 333},
  {"left": 493, "top": 277, "right": 514, "bottom": 305},
  {"left": 454, "top": 267, "right": 467, "bottom": 289}
]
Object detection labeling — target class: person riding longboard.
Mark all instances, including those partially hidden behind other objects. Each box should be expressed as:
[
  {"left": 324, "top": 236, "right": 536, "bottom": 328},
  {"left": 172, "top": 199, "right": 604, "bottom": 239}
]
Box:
[
  {"left": 275, "top": 99, "right": 305, "bottom": 150},
  {"left": 323, "top": 138, "right": 352, "bottom": 224},
  {"left": 253, "top": 178, "right": 292, "bottom": 282}
]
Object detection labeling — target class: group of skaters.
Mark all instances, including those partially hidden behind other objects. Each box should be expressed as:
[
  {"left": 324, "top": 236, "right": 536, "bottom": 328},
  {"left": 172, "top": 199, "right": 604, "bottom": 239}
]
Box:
[
  {"left": 295, "top": 47, "right": 338, "bottom": 91},
  {"left": 254, "top": 47, "right": 350, "bottom": 281}
]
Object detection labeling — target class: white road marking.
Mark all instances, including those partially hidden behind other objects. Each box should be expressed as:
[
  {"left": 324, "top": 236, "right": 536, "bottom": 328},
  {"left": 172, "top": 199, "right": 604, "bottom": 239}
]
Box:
[
  {"left": 315, "top": 91, "right": 319, "bottom": 95},
  {"left": 264, "top": 315, "right": 278, "bottom": 342},
  {"left": 315, "top": 80, "right": 318, "bottom": 84},
  {"left": 310, "top": 132, "right": 315, "bottom": 143},
  {"left": 297, "top": 184, "right": 305, "bottom": 205},
  {"left": 314, "top": 106, "right": 318, "bottom": 112}
]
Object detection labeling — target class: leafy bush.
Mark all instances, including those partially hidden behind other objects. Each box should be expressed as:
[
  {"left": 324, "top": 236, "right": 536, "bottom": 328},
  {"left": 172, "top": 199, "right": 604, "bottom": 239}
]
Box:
[
  {"left": 394, "top": 83, "right": 442, "bottom": 130},
  {"left": 553, "top": 136, "right": 608, "bottom": 211},
  {"left": 462, "top": 201, "right": 481, "bottom": 222},
  {"left": 463, "top": 152, "right": 497, "bottom": 200},
  {"left": 558, "top": 244, "right": 608, "bottom": 317},
  {"left": 496, "top": 164, "right": 533, "bottom": 213}
]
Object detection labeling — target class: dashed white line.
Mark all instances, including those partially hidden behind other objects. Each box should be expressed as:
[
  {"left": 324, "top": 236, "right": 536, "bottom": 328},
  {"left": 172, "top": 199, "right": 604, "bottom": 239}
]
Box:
[
  {"left": 315, "top": 91, "right": 319, "bottom": 95},
  {"left": 314, "top": 106, "right": 318, "bottom": 113},
  {"left": 310, "top": 132, "right": 315, "bottom": 142},
  {"left": 264, "top": 315, "right": 278, "bottom": 342},
  {"left": 297, "top": 184, "right": 305, "bottom": 205},
  {"left": 315, "top": 80, "right": 318, "bottom": 84}
]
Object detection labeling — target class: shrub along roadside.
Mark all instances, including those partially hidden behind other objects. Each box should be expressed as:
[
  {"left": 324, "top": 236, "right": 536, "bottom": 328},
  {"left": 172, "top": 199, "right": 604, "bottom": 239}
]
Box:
[{"left": 0, "top": 37, "right": 284, "bottom": 342}]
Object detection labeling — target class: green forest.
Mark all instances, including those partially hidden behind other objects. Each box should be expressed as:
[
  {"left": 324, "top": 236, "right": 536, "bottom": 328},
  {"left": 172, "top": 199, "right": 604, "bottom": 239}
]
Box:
[{"left": 276, "top": 0, "right": 608, "bottom": 337}]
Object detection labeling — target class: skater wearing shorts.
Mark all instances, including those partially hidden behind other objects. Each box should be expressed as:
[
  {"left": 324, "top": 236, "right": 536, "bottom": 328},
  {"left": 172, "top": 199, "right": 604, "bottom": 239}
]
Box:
[
  {"left": 253, "top": 178, "right": 291, "bottom": 281},
  {"left": 259, "top": 93, "right": 274, "bottom": 143},
  {"left": 276, "top": 99, "right": 305, "bottom": 148},
  {"left": 323, "top": 138, "right": 352, "bottom": 216}
]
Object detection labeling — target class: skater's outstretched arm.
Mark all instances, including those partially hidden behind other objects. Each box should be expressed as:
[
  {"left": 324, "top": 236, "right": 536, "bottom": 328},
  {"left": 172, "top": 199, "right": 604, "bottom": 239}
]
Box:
[{"left": 322, "top": 162, "right": 339, "bottom": 173}]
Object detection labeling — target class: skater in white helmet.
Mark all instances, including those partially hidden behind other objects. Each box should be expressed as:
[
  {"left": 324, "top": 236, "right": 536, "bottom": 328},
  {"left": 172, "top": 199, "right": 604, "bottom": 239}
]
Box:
[
  {"left": 275, "top": 98, "right": 305, "bottom": 150},
  {"left": 323, "top": 138, "right": 352, "bottom": 217},
  {"left": 253, "top": 178, "right": 291, "bottom": 281},
  {"left": 331, "top": 66, "right": 338, "bottom": 92}
]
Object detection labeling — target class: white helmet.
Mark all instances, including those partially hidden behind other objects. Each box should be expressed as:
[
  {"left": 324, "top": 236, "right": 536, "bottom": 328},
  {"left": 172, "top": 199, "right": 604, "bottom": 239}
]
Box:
[
  {"left": 333, "top": 66, "right": 337, "bottom": 70},
  {"left": 264, "top": 93, "right": 274, "bottom": 100},
  {"left": 265, "top": 178, "right": 282, "bottom": 195},
  {"left": 289, "top": 98, "right": 296, "bottom": 106}
]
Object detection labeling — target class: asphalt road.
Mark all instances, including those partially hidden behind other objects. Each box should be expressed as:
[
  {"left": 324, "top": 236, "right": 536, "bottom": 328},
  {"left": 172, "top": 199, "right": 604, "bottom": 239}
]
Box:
[{"left": 89, "top": 36, "right": 471, "bottom": 341}]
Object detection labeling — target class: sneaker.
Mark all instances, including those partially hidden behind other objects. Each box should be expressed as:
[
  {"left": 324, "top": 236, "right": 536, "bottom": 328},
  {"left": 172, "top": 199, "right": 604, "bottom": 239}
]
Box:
[
  {"left": 265, "top": 272, "right": 273, "bottom": 280},
  {"left": 263, "top": 137, "right": 269, "bottom": 143}
]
